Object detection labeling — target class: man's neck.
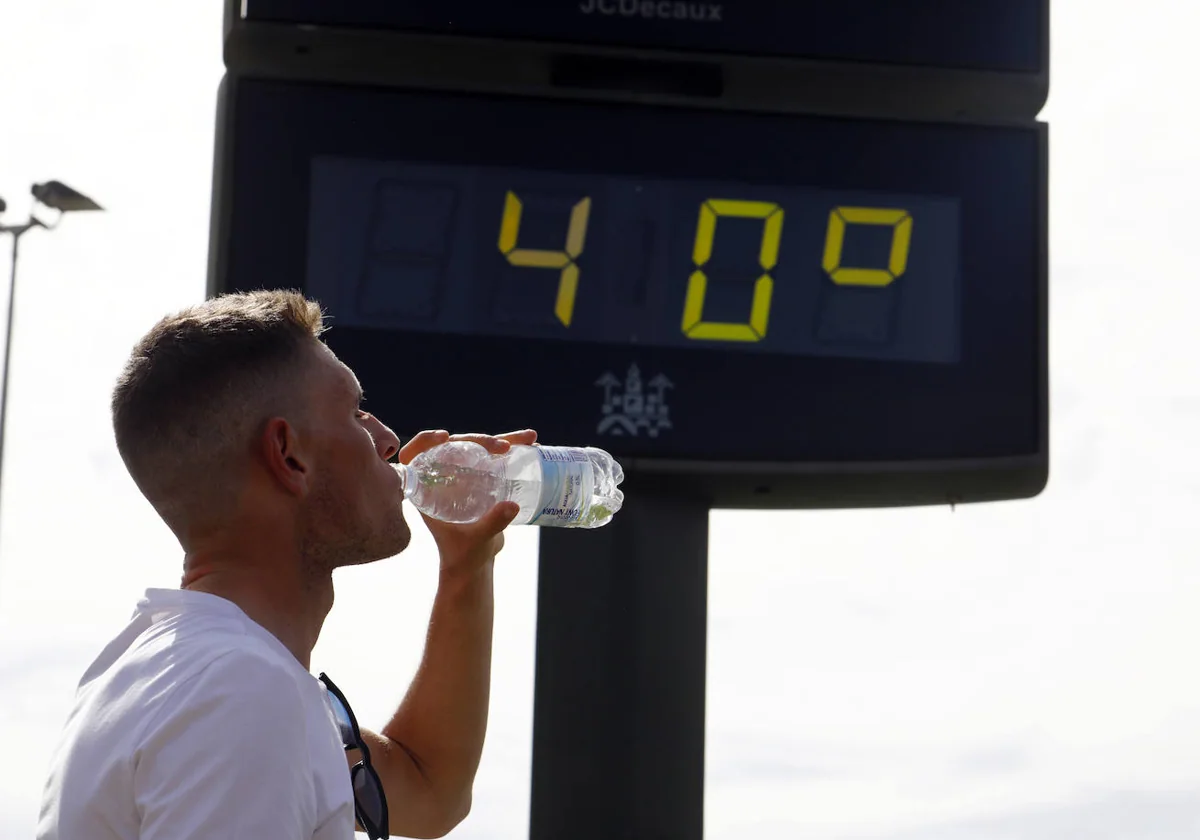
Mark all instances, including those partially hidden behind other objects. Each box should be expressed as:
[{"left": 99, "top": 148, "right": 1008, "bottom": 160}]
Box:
[{"left": 182, "top": 554, "right": 334, "bottom": 671}]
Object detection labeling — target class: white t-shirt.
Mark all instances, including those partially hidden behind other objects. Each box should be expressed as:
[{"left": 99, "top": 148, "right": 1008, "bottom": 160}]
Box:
[{"left": 35, "top": 588, "right": 356, "bottom": 840}]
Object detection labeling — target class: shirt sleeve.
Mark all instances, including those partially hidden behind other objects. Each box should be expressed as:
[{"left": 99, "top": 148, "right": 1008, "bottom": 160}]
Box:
[{"left": 132, "top": 651, "right": 319, "bottom": 840}]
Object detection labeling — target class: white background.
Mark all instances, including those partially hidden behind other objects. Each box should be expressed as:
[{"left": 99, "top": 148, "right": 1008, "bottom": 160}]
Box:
[{"left": 2, "top": 2, "right": 1199, "bottom": 838}]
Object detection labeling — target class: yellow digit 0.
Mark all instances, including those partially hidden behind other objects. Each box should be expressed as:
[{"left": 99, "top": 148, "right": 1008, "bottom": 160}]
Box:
[
  {"left": 681, "top": 199, "right": 784, "bottom": 342},
  {"left": 497, "top": 190, "right": 591, "bottom": 326},
  {"left": 822, "top": 206, "right": 913, "bottom": 287}
]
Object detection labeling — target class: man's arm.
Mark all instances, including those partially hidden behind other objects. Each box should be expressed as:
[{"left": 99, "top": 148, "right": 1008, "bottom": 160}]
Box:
[
  {"left": 357, "top": 429, "right": 534, "bottom": 838},
  {"left": 358, "top": 562, "right": 496, "bottom": 838}
]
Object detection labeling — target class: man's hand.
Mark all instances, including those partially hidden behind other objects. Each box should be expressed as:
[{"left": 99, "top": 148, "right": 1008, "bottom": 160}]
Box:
[{"left": 398, "top": 428, "right": 539, "bottom": 576}]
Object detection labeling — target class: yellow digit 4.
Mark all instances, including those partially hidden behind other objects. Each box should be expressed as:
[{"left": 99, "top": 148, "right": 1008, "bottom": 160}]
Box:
[
  {"left": 822, "top": 206, "right": 913, "bottom": 287},
  {"left": 681, "top": 199, "right": 784, "bottom": 342},
  {"left": 497, "top": 190, "right": 591, "bottom": 326}
]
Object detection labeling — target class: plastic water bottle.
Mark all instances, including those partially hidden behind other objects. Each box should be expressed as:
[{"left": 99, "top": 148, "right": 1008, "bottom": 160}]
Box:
[{"left": 395, "top": 442, "right": 625, "bottom": 528}]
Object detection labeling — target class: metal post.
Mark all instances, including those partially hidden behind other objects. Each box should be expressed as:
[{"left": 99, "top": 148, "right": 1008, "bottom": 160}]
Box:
[
  {"left": 0, "top": 227, "right": 25, "bottom": 546},
  {"left": 0, "top": 183, "right": 101, "bottom": 552},
  {"left": 530, "top": 491, "right": 710, "bottom": 839}
]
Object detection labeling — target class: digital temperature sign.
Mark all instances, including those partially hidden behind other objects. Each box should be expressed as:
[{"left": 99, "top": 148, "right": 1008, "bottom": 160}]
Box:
[
  {"left": 307, "top": 160, "right": 961, "bottom": 366},
  {"left": 209, "top": 77, "right": 1047, "bottom": 507}
]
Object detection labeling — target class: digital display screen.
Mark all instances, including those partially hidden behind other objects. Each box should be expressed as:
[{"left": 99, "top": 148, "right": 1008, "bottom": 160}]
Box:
[
  {"left": 241, "top": 0, "right": 1045, "bottom": 74},
  {"left": 307, "top": 160, "right": 961, "bottom": 365},
  {"left": 214, "top": 78, "right": 1044, "bottom": 490}
]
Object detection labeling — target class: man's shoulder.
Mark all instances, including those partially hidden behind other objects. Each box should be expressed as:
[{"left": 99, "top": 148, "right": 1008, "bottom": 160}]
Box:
[
  {"left": 117, "top": 590, "right": 310, "bottom": 690},
  {"left": 83, "top": 603, "right": 318, "bottom": 746},
  {"left": 36, "top": 597, "right": 346, "bottom": 840},
  {"left": 129, "top": 627, "right": 311, "bottom": 717},
  {"left": 137, "top": 645, "right": 311, "bottom": 737}
]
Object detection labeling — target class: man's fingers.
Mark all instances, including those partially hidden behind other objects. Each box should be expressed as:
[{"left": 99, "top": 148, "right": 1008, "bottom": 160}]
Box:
[
  {"left": 396, "top": 429, "right": 450, "bottom": 463},
  {"left": 498, "top": 429, "right": 538, "bottom": 445},
  {"left": 448, "top": 430, "right": 537, "bottom": 455},
  {"left": 401, "top": 428, "right": 538, "bottom": 463},
  {"left": 447, "top": 433, "right": 511, "bottom": 455}
]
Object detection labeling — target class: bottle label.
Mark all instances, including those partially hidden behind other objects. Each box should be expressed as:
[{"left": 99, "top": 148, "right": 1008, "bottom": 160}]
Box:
[{"left": 529, "top": 447, "right": 594, "bottom": 527}]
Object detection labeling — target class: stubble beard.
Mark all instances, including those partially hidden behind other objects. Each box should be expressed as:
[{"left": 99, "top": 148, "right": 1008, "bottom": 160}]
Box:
[{"left": 300, "top": 479, "right": 412, "bottom": 574}]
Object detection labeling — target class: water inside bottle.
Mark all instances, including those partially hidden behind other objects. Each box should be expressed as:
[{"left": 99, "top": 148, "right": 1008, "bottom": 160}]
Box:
[
  {"left": 395, "top": 461, "right": 545, "bottom": 524},
  {"left": 394, "top": 442, "right": 623, "bottom": 528}
]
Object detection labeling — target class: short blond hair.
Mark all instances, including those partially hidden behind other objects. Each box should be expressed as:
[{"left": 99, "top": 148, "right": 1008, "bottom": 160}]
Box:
[{"left": 111, "top": 289, "right": 326, "bottom": 535}]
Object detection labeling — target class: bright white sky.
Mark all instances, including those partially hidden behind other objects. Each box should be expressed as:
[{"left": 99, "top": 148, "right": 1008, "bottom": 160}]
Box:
[{"left": 1, "top": 2, "right": 1198, "bottom": 838}]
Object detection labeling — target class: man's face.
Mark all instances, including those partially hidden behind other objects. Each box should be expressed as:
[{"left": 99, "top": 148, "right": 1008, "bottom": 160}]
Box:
[{"left": 298, "top": 344, "right": 410, "bottom": 569}]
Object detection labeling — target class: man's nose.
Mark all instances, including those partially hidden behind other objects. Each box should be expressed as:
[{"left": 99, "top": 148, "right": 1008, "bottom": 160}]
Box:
[{"left": 368, "top": 416, "right": 401, "bottom": 461}]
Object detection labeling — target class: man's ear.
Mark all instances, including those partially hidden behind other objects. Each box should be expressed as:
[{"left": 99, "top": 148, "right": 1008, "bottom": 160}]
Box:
[{"left": 261, "top": 416, "right": 310, "bottom": 497}]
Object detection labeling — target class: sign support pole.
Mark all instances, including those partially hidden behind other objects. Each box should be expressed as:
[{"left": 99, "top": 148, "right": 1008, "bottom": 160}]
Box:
[{"left": 529, "top": 491, "right": 710, "bottom": 839}]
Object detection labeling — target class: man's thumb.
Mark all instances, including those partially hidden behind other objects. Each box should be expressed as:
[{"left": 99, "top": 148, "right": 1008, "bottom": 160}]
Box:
[{"left": 483, "top": 500, "right": 521, "bottom": 532}]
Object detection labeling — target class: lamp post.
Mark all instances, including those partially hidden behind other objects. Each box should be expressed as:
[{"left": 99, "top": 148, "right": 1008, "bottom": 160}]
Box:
[{"left": 0, "top": 180, "right": 103, "bottom": 546}]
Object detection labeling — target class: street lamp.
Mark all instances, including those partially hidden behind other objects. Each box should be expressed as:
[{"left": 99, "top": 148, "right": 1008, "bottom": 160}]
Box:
[{"left": 0, "top": 180, "right": 104, "bottom": 543}]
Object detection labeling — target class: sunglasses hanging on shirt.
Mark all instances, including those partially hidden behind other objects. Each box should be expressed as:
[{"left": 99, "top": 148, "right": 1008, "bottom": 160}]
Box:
[{"left": 319, "top": 672, "right": 390, "bottom": 840}]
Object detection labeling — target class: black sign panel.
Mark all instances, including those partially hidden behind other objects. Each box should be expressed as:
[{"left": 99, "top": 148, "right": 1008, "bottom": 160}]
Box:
[
  {"left": 208, "top": 77, "right": 1047, "bottom": 507},
  {"left": 240, "top": 0, "right": 1045, "bottom": 73}
]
